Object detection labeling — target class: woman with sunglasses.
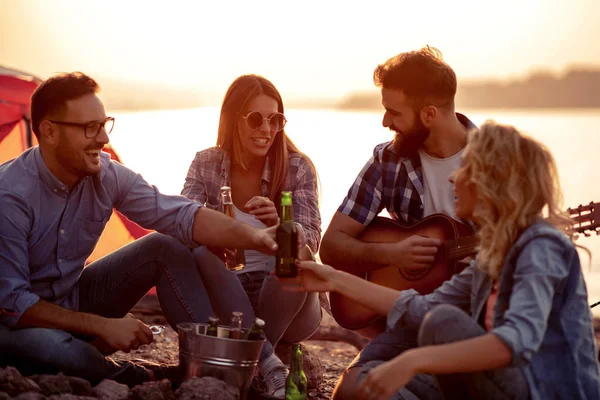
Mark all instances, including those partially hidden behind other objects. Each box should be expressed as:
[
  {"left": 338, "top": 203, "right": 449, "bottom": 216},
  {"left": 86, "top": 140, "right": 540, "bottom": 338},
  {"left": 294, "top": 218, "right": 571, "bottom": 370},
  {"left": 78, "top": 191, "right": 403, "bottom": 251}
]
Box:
[
  {"left": 181, "top": 74, "right": 322, "bottom": 398},
  {"left": 280, "top": 121, "right": 600, "bottom": 399}
]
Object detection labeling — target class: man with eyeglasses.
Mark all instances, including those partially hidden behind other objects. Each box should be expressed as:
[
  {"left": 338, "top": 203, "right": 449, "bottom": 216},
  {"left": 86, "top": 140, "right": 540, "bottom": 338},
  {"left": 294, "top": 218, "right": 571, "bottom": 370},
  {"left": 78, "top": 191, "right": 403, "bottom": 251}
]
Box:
[{"left": 0, "top": 72, "right": 284, "bottom": 388}]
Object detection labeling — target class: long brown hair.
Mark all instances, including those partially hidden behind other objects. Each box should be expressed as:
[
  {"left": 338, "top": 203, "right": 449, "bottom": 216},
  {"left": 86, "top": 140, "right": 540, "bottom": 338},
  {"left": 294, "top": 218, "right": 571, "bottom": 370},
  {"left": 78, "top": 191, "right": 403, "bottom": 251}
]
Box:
[
  {"left": 216, "top": 74, "right": 318, "bottom": 202},
  {"left": 455, "top": 121, "right": 574, "bottom": 278}
]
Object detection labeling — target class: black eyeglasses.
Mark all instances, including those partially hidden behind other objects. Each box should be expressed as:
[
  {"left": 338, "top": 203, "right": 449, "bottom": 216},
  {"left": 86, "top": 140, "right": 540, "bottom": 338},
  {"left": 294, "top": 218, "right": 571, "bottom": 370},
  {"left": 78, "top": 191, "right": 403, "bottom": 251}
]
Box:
[
  {"left": 241, "top": 111, "right": 286, "bottom": 132},
  {"left": 48, "top": 117, "right": 115, "bottom": 139}
]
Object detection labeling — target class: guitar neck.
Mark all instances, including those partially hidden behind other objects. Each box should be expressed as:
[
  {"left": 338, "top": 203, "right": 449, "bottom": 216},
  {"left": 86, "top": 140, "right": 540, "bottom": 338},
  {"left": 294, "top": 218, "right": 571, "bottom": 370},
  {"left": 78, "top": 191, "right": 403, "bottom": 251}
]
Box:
[{"left": 442, "top": 235, "right": 479, "bottom": 261}]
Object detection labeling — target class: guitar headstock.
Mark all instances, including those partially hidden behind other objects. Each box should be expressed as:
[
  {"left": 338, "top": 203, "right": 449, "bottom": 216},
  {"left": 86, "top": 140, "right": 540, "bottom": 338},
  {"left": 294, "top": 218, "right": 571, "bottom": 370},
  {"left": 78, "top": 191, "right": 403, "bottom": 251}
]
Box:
[{"left": 567, "top": 201, "right": 599, "bottom": 239}]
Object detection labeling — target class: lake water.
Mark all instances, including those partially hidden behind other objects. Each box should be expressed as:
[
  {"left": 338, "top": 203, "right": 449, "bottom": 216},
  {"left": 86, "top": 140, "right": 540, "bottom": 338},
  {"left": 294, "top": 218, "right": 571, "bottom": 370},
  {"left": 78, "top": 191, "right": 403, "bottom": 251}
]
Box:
[{"left": 108, "top": 107, "right": 600, "bottom": 313}]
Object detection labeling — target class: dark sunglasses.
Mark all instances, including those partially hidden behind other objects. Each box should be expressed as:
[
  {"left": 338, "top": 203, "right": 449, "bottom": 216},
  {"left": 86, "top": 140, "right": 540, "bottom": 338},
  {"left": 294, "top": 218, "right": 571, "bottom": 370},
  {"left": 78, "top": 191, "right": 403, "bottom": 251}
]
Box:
[
  {"left": 48, "top": 117, "right": 115, "bottom": 139},
  {"left": 241, "top": 111, "right": 286, "bottom": 132}
]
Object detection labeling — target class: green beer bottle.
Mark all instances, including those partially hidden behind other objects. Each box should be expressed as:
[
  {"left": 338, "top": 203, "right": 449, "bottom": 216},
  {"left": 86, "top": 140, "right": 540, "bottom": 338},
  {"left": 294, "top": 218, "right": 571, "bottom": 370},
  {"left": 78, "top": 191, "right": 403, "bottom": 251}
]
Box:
[
  {"left": 285, "top": 344, "right": 307, "bottom": 400},
  {"left": 241, "top": 317, "right": 265, "bottom": 340},
  {"left": 206, "top": 316, "right": 220, "bottom": 337},
  {"left": 276, "top": 191, "right": 298, "bottom": 278}
]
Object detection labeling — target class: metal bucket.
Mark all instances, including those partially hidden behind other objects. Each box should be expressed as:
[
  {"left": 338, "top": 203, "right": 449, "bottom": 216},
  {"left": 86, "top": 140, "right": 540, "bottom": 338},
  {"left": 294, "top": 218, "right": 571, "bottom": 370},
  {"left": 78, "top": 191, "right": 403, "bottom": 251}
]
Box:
[{"left": 177, "top": 322, "right": 265, "bottom": 399}]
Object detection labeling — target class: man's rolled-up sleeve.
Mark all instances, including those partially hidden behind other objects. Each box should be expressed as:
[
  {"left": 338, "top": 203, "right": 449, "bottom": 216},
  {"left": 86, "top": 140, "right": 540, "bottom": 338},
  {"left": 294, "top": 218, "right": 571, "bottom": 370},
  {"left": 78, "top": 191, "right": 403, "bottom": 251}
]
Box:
[
  {"left": 0, "top": 191, "right": 40, "bottom": 327},
  {"left": 491, "top": 236, "right": 569, "bottom": 366}
]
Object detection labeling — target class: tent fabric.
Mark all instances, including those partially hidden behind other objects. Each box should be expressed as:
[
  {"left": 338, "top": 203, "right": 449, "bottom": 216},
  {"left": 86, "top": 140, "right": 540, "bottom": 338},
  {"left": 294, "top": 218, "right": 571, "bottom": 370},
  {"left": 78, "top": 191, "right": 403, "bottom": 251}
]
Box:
[{"left": 0, "top": 66, "right": 152, "bottom": 270}]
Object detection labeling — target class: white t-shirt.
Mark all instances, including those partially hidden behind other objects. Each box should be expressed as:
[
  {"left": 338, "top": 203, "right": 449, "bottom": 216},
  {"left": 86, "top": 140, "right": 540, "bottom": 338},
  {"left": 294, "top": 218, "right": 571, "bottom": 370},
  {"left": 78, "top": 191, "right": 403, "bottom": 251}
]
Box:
[
  {"left": 418, "top": 148, "right": 464, "bottom": 221},
  {"left": 233, "top": 203, "right": 272, "bottom": 274}
]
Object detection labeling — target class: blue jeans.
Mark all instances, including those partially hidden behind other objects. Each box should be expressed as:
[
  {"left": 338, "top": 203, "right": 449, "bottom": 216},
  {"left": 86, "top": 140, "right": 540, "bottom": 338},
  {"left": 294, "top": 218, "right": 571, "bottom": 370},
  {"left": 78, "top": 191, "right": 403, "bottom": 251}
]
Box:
[
  {"left": 192, "top": 247, "right": 321, "bottom": 362},
  {"left": 356, "top": 305, "right": 529, "bottom": 400},
  {"left": 0, "top": 233, "right": 214, "bottom": 387}
]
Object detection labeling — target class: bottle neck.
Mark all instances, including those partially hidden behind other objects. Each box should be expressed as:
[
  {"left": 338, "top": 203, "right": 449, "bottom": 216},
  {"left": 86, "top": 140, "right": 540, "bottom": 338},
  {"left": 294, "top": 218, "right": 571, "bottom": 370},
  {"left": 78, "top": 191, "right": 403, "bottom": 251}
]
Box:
[
  {"left": 281, "top": 204, "right": 293, "bottom": 223},
  {"left": 290, "top": 344, "right": 303, "bottom": 372},
  {"left": 221, "top": 190, "right": 233, "bottom": 204}
]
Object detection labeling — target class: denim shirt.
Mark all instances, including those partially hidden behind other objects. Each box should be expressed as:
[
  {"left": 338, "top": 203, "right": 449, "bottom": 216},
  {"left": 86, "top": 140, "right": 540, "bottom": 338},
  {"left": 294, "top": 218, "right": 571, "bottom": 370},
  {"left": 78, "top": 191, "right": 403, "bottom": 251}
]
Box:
[
  {"left": 387, "top": 220, "right": 600, "bottom": 400},
  {"left": 0, "top": 147, "right": 201, "bottom": 327}
]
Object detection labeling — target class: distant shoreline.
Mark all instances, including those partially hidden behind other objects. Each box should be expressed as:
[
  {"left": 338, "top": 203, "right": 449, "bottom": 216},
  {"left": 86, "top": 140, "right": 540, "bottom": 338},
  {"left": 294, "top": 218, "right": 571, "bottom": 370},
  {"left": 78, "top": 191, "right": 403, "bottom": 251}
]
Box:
[{"left": 101, "top": 67, "right": 600, "bottom": 112}]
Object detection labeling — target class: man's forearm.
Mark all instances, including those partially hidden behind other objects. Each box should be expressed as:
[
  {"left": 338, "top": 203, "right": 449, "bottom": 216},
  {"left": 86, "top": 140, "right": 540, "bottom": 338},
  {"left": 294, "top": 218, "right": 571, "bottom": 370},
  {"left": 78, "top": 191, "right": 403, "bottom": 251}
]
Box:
[
  {"left": 18, "top": 300, "right": 106, "bottom": 336},
  {"left": 320, "top": 230, "right": 394, "bottom": 273},
  {"left": 192, "top": 207, "right": 261, "bottom": 249}
]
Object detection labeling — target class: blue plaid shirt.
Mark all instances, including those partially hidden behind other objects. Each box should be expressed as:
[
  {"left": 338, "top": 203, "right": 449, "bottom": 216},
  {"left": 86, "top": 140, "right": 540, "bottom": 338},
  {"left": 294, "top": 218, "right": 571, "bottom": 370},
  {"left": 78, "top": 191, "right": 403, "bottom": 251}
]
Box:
[{"left": 338, "top": 113, "right": 475, "bottom": 225}]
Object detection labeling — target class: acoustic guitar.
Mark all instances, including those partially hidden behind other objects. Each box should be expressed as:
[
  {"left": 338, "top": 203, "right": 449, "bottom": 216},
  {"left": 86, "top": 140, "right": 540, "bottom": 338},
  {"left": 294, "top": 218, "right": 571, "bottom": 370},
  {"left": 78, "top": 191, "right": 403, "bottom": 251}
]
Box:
[{"left": 329, "top": 202, "right": 599, "bottom": 338}]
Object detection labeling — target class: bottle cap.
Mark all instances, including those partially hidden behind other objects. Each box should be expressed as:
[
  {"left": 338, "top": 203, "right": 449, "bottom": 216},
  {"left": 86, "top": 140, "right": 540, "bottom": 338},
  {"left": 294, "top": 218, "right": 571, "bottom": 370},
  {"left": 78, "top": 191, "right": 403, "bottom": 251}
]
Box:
[{"left": 281, "top": 191, "right": 292, "bottom": 206}]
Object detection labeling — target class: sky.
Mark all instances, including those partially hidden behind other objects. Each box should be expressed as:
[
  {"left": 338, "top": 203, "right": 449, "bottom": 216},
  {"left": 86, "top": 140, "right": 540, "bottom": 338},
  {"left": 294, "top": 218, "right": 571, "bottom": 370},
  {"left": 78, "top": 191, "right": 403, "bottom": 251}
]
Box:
[{"left": 1, "top": 0, "right": 599, "bottom": 102}]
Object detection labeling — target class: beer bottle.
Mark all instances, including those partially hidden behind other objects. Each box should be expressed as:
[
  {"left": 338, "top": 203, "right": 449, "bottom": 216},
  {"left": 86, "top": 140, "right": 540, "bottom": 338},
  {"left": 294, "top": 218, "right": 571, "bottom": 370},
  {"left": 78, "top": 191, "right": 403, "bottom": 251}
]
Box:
[
  {"left": 220, "top": 186, "right": 246, "bottom": 271},
  {"left": 206, "top": 316, "right": 220, "bottom": 337},
  {"left": 229, "top": 311, "right": 243, "bottom": 339},
  {"left": 240, "top": 317, "right": 265, "bottom": 341},
  {"left": 275, "top": 191, "right": 298, "bottom": 277},
  {"left": 285, "top": 344, "right": 307, "bottom": 400}
]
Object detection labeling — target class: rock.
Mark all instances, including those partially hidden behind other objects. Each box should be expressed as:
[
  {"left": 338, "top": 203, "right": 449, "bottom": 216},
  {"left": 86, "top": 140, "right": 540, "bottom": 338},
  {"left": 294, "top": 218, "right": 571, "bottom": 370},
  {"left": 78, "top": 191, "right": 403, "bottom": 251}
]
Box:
[
  {"left": 47, "top": 395, "right": 97, "bottom": 400},
  {"left": 92, "top": 379, "right": 129, "bottom": 400},
  {"left": 38, "top": 372, "right": 73, "bottom": 396},
  {"left": 275, "top": 343, "right": 324, "bottom": 389},
  {"left": 130, "top": 379, "right": 174, "bottom": 400},
  {"left": 67, "top": 376, "right": 94, "bottom": 397},
  {"left": 0, "top": 392, "right": 9, "bottom": 400},
  {"left": 0, "top": 366, "right": 42, "bottom": 396},
  {"left": 175, "top": 376, "right": 240, "bottom": 400},
  {"left": 13, "top": 393, "right": 45, "bottom": 400}
]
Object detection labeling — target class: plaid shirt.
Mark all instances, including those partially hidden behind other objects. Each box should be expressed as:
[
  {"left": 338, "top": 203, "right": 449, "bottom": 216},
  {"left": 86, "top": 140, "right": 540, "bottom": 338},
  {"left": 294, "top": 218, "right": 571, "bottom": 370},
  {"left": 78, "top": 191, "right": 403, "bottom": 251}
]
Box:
[
  {"left": 181, "top": 147, "right": 322, "bottom": 253},
  {"left": 339, "top": 113, "right": 475, "bottom": 225},
  {"left": 339, "top": 142, "right": 424, "bottom": 225}
]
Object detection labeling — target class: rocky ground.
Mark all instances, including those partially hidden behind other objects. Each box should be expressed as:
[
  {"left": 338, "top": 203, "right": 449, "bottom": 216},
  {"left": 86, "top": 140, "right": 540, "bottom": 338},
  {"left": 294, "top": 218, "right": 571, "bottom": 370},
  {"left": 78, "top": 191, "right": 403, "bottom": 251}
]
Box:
[
  {"left": 4, "top": 298, "right": 600, "bottom": 399},
  {"left": 112, "top": 312, "right": 359, "bottom": 399}
]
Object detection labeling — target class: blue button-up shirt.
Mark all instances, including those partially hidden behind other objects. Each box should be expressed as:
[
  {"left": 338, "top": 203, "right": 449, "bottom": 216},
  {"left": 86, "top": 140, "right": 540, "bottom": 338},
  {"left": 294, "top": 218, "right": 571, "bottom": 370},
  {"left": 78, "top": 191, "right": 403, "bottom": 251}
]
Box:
[
  {"left": 0, "top": 147, "right": 201, "bottom": 327},
  {"left": 387, "top": 220, "right": 600, "bottom": 399}
]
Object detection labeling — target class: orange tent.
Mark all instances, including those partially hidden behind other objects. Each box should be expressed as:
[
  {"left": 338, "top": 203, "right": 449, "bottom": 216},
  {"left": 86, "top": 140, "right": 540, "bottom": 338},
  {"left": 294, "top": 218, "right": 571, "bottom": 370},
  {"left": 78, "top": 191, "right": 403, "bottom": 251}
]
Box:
[{"left": 0, "top": 66, "right": 152, "bottom": 277}]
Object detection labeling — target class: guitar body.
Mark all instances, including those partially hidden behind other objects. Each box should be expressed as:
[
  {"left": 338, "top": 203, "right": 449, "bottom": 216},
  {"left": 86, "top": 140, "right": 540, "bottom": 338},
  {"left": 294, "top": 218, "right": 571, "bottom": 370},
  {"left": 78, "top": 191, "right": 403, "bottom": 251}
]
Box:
[{"left": 329, "top": 214, "right": 475, "bottom": 338}]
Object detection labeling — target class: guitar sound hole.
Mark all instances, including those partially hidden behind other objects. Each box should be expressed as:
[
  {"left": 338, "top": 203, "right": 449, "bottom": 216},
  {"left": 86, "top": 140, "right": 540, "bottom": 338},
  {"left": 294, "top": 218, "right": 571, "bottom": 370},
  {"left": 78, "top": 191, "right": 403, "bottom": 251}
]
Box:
[{"left": 398, "top": 266, "right": 433, "bottom": 281}]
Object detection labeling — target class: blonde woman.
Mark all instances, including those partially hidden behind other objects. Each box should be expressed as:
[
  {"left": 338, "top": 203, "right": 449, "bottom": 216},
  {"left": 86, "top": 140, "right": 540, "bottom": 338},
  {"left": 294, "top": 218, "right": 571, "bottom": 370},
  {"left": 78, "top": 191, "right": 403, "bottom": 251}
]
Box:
[{"left": 282, "top": 121, "right": 600, "bottom": 399}]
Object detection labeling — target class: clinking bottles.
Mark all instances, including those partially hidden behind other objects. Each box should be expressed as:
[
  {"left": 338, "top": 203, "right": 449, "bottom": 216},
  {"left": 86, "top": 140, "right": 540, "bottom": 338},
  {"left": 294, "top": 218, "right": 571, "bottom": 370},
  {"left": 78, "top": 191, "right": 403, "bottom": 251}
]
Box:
[
  {"left": 285, "top": 344, "right": 307, "bottom": 400},
  {"left": 220, "top": 186, "right": 246, "bottom": 271},
  {"left": 275, "top": 191, "right": 298, "bottom": 277}
]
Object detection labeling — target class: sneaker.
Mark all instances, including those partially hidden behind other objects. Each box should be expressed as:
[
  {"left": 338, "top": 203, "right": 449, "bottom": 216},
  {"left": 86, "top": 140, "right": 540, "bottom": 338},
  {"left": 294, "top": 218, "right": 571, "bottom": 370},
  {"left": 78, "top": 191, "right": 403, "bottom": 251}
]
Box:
[{"left": 256, "top": 355, "right": 288, "bottom": 399}]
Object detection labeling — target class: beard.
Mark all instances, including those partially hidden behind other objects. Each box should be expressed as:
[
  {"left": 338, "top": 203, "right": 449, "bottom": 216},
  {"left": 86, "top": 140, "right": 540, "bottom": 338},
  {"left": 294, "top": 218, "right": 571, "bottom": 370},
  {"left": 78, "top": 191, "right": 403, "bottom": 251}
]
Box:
[
  {"left": 56, "top": 130, "right": 102, "bottom": 179},
  {"left": 392, "top": 112, "right": 431, "bottom": 157}
]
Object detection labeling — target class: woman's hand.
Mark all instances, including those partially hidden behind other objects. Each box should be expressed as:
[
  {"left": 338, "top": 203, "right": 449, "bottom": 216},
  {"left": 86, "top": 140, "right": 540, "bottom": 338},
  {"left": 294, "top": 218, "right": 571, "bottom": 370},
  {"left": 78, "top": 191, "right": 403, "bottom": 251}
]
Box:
[
  {"left": 357, "top": 354, "right": 418, "bottom": 399},
  {"left": 278, "top": 260, "right": 339, "bottom": 293},
  {"left": 246, "top": 196, "right": 279, "bottom": 227}
]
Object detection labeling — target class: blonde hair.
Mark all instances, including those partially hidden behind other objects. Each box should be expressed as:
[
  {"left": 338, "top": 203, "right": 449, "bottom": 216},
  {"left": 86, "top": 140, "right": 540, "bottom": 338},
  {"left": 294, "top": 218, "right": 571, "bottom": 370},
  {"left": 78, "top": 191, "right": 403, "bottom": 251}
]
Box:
[{"left": 456, "top": 120, "right": 573, "bottom": 278}]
